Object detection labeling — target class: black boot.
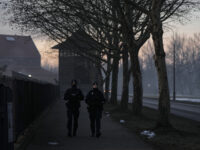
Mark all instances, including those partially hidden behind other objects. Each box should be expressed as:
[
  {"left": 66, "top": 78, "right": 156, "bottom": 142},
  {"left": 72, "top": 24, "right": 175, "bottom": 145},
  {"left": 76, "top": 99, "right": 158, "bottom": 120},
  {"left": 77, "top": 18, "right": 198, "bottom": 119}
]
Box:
[
  {"left": 73, "top": 131, "right": 77, "bottom": 137},
  {"left": 96, "top": 132, "right": 101, "bottom": 138},
  {"left": 91, "top": 132, "right": 95, "bottom": 137},
  {"left": 68, "top": 132, "right": 72, "bottom": 137}
]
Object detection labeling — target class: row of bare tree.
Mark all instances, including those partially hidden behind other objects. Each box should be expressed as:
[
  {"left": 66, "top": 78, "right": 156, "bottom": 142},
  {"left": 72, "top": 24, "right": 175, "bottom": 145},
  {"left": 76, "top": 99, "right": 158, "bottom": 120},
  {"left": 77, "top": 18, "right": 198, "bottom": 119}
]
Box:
[
  {"left": 2, "top": 0, "right": 199, "bottom": 127},
  {"left": 140, "top": 33, "right": 200, "bottom": 96}
]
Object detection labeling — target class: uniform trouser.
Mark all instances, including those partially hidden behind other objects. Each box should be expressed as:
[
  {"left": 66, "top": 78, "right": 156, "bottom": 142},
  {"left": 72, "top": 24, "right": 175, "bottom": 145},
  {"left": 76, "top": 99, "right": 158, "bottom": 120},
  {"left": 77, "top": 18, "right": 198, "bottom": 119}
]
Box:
[
  {"left": 67, "top": 108, "right": 79, "bottom": 134},
  {"left": 89, "top": 108, "right": 102, "bottom": 134}
]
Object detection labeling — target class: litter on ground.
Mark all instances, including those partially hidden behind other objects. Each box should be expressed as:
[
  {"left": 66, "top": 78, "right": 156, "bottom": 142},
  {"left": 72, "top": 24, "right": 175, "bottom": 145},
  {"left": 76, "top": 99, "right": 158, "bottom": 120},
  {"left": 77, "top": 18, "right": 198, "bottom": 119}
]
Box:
[{"left": 48, "top": 142, "right": 59, "bottom": 146}]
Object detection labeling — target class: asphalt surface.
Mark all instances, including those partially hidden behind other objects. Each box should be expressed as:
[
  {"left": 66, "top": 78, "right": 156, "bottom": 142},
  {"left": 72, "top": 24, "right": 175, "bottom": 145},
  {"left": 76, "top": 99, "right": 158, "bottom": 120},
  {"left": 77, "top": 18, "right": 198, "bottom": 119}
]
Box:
[
  {"left": 143, "top": 98, "right": 200, "bottom": 122},
  {"left": 117, "top": 95, "right": 200, "bottom": 122},
  {"left": 25, "top": 100, "right": 154, "bottom": 150}
]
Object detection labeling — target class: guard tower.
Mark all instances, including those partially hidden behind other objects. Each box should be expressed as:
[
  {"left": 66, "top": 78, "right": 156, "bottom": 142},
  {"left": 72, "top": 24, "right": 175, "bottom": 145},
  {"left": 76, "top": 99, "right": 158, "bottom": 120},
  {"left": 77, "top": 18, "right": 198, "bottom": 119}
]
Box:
[{"left": 52, "top": 30, "right": 101, "bottom": 95}]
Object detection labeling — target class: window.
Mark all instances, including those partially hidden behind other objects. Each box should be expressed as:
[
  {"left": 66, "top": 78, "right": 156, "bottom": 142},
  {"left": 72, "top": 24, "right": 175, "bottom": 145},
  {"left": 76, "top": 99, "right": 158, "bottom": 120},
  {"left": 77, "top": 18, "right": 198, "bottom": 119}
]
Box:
[
  {"left": 60, "top": 49, "right": 80, "bottom": 57},
  {"left": 6, "top": 36, "right": 15, "bottom": 41}
]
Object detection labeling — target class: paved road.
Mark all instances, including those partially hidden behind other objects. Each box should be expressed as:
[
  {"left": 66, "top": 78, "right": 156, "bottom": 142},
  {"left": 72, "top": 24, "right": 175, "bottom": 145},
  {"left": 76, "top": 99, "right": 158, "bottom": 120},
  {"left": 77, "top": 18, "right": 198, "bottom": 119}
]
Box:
[
  {"left": 117, "top": 95, "right": 200, "bottom": 122},
  {"left": 25, "top": 100, "right": 154, "bottom": 150},
  {"left": 143, "top": 98, "right": 200, "bottom": 122}
]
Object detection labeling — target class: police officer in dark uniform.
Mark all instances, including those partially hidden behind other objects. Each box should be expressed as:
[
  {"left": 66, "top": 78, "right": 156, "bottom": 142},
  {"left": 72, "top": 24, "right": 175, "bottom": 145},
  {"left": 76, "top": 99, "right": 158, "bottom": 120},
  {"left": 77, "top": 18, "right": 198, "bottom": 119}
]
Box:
[
  {"left": 85, "top": 82, "right": 105, "bottom": 138},
  {"left": 64, "top": 80, "right": 84, "bottom": 137}
]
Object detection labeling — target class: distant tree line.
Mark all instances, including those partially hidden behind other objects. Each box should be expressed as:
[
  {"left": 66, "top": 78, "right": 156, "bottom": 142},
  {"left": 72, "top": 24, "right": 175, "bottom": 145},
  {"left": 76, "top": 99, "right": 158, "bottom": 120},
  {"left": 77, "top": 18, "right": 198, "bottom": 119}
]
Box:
[
  {"left": 1, "top": 0, "right": 199, "bottom": 128},
  {"left": 118, "top": 33, "right": 200, "bottom": 97},
  {"left": 140, "top": 33, "right": 200, "bottom": 96}
]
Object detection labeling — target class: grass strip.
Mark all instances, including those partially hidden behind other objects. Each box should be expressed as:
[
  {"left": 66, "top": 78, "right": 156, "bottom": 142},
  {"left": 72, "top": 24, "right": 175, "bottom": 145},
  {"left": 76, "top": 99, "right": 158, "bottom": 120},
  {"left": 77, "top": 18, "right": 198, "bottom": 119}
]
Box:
[{"left": 104, "top": 104, "right": 200, "bottom": 150}]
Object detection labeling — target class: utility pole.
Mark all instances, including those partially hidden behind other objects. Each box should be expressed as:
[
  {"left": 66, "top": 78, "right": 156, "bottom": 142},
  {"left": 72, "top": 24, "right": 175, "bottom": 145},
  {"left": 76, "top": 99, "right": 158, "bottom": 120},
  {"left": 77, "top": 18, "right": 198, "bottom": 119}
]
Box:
[{"left": 173, "top": 35, "right": 176, "bottom": 101}]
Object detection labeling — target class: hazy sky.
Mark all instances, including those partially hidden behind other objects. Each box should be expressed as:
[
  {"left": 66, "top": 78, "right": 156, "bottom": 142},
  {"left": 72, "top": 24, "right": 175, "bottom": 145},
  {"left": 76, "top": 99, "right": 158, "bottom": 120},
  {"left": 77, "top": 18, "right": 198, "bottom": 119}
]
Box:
[
  {"left": 0, "top": 9, "right": 58, "bottom": 69},
  {"left": 0, "top": 8, "right": 199, "bottom": 69}
]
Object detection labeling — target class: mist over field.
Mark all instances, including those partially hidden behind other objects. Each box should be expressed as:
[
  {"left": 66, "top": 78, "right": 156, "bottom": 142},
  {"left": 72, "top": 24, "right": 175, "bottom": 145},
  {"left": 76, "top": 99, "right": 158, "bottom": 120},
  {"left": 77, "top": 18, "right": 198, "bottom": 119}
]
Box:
[{"left": 116, "top": 33, "right": 200, "bottom": 98}]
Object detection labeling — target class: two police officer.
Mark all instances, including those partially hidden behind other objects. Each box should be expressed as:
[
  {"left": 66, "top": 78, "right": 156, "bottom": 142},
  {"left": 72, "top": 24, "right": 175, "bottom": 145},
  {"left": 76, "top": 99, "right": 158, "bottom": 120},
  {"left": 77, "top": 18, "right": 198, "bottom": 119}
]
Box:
[{"left": 64, "top": 80, "right": 105, "bottom": 138}]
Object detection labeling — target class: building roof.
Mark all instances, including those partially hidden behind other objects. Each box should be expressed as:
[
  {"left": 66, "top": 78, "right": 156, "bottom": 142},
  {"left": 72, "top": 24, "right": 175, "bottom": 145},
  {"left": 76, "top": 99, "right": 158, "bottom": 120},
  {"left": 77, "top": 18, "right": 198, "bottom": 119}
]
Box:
[
  {"left": 52, "top": 30, "right": 101, "bottom": 53},
  {"left": 2, "top": 66, "right": 58, "bottom": 84},
  {"left": 0, "top": 34, "right": 41, "bottom": 58}
]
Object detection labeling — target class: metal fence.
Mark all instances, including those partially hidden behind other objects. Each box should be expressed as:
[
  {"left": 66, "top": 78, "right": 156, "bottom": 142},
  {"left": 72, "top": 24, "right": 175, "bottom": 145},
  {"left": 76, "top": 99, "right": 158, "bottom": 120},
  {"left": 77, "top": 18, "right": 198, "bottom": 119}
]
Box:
[
  {"left": 0, "top": 76, "right": 58, "bottom": 150},
  {"left": 0, "top": 83, "right": 13, "bottom": 150}
]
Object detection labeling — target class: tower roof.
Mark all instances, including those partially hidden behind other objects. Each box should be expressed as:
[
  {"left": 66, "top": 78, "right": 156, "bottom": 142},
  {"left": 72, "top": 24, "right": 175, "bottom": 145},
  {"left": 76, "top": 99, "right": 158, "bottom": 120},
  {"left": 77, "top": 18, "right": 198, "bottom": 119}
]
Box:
[{"left": 52, "top": 30, "right": 100, "bottom": 53}]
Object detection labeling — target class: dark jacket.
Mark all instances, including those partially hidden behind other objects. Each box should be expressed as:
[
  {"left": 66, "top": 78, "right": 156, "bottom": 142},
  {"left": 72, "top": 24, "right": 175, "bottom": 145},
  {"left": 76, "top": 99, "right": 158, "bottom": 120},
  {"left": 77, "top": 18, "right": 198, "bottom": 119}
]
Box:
[
  {"left": 85, "top": 88, "right": 105, "bottom": 111},
  {"left": 64, "top": 86, "right": 84, "bottom": 109}
]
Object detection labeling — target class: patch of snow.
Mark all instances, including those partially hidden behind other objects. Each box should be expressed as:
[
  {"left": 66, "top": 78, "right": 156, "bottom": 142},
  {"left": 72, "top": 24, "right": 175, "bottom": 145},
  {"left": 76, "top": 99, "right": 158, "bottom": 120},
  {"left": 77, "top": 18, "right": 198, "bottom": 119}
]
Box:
[
  {"left": 6, "top": 36, "right": 15, "bottom": 41},
  {"left": 120, "top": 120, "right": 125, "bottom": 123},
  {"left": 171, "top": 98, "right": 200, "bottom": 103},
  {"left": 141, "top": 130, "right": 156, "bottom": 139}
]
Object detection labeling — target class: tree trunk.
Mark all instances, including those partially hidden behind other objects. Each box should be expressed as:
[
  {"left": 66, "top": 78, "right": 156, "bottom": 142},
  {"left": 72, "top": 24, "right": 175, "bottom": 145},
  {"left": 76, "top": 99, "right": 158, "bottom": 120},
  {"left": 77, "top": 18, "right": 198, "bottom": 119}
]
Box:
[
  {"left": 97, "top": 67, "right": 104, "bottom": 92},
  {"left": 129, "top": 49, "right": 143, "bottom": 115},
  {"left": 105, "top": 55, "right": 111, "bottom": 102},
  {"left": 151, "top": 0, "right": 171, "bottom": 127},
  {"left": 95, "top": 53, "right": 104, "bottom": 92},
  {"left": 120, "top": 45, "right": 129, "bottom": 109},
  {"left": 122, "top": 27, "right": 143, "bottom": 115},
  {"left": 110, "top": 54, "right": 120, "bottom": 105}
]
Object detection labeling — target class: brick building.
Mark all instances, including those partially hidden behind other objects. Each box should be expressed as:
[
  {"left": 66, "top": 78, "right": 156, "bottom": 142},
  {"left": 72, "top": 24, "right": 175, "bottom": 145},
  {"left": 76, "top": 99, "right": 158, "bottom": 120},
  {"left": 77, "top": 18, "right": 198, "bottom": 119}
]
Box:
[
  {"left": 52, "top": 31, "right": 102, "bottom": 95},
  {"left": 0, "top": 34, "right": 57, "bottom": 84}
]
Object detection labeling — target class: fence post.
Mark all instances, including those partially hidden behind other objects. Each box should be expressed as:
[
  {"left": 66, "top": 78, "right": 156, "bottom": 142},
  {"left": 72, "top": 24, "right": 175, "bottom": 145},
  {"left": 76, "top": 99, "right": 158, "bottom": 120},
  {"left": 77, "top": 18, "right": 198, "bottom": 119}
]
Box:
[
  {"left": 0, "top": 84, "right": 7, "bottom": 150},
  {"left": 6, "top": 87, "right": 14, "bottom": 150},
  {"left": 0, "top": 84, "right": 14, "bottom": 150}
]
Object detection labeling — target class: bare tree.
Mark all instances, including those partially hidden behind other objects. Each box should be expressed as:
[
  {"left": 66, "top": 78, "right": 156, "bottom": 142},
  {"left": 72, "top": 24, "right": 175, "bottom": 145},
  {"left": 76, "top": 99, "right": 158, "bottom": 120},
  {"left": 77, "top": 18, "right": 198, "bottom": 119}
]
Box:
[
  {"left": 5, "top": 1, "right": 127, "bottom": 103},
  {"left": 167, "top": 33, "right": 200, "bottom": 96},
  {"left": 114, "top": 0, "right": 151, "bottom": 114},
  {"left": 120, "top": 44, "right": 130, "bottom": 109},
  {"left": 125, "top": 0, "right": 199, "bottom": 127},
  {"left": 5, "top": 0, "right": 149, "bottom": 111},
  {"left": 140, "top": 41, "right": 158, "bottom": 95}
]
